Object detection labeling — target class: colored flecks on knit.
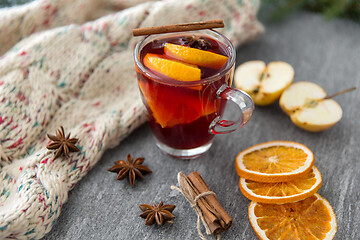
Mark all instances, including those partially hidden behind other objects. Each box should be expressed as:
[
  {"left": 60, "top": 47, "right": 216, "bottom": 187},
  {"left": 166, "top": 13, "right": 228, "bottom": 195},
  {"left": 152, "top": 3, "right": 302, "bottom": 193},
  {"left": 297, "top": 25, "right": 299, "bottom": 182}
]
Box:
[
  {"left": 19, "top": 51, "right": 27, "bottom": 56},
  {"left": 118, "top": 17, "right": 127, "bottom": 26},
  {"left": 199, "top": 11, "right": 206, "bottom": 16},
  {"left": 44, "top": 188, "right": 50, "bottom": 199},
  {"left": 43, "top": 19, "right": 50, "bottom": 26},
  {"left": 16, "top": 92, "right": 26, "bottom": 102},
  {"left": 71, "top": 165, "right": 77, "bottom": 172},
  {"left": 83, "top": 123, "right": 96, "bottom": 132},
  {"left": 49, "top": 204, "right": 57, "bottom": 217},
  {"left": 97, "top": 141, "right": 103, "bottom": 151},
  {"left": 0, "top": 224, "right": 9, "bottom": 231},
  {"left": 1, "top": 117, "right": 13, "bottom": 128},
  {"left": 1, "top": 189, "right": 10, "bottom": 198},
  {"left": 234, "top": 11, "right": 241, "bottom": 21},
  {"left": 8, "top": 138, "right": 23, "bottom": 149},
  {"left": 3, "top": 174, "right": 12, "bottom": 181},
  {"left": 48, "top": 205, "right": 59, "bottom": 219},
  {"left": 77, "top": 145, "right": 83, "bottom": 152},
  {"left": 47, "top": 103, "right": 53, "bottom": 111},
  {"left": 81, "top": 25, "right": 92, "bottom": 31},
  {"left": 22, "top": 69, "right": 29, "bottom": 78},
  {"left": 39, "top": 57, "right": 45, "bottom": 68},
  {"left": 25, "top": 228, "right": 35, "bottom": 235},
  {"left": 57, "top": 81, "right": 66, "bottom": 88},
  {"left": 17, "top": 185, "right": 23, "bottom": 193},
  {"left": 26, "top": 181, "right": 33, "bottom": 191},
  {"left": 27, "top": 145, "right": 35, "bottom": 155},
  {"left": 41, "top": 158, "right": 48, "bottom": 164},
  {"left": 101, "top": 22, "right": 107, "bottom": 30}
]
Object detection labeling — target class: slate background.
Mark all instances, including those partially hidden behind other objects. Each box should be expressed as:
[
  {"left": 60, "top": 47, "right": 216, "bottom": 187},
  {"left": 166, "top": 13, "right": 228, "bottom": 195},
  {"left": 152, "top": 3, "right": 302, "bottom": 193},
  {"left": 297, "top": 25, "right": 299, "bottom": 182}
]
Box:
[
  {"left": 1, "top": 2, "right": 358, "bottom": 239},
  {"left": 41, "top": 11, "right": 360, "bottom": 240}
]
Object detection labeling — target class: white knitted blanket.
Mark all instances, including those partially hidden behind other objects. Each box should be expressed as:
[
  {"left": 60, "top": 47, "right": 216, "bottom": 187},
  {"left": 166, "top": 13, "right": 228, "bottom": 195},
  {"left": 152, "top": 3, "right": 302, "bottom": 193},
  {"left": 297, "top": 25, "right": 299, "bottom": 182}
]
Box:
[{"left": 0, "top": 0, "right": 263, "bottom": 239}]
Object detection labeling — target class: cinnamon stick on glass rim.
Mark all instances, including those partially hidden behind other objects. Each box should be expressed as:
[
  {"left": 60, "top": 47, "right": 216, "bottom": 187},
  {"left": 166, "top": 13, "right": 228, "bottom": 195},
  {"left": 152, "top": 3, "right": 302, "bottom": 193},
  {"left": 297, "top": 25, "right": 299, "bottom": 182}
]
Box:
[{"left": 132, "top": 19, "right": 224, "bottom": 36}]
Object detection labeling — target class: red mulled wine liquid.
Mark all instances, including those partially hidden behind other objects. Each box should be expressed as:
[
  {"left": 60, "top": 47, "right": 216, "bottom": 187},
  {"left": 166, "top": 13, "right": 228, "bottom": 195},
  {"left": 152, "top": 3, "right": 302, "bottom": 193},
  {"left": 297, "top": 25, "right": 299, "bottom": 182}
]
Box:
[{"left": 137, "top": 34, "right": 232, "bottom": 149}]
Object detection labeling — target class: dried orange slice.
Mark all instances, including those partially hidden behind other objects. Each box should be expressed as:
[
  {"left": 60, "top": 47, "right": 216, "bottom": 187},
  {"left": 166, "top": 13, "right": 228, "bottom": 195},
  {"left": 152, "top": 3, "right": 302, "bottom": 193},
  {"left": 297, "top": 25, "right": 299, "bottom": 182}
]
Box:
[
  {"left": 143, "top": 53, "right": 201, "bottom": 82},
  {"left": 249, "top": 193, "right": 337, "bottom": 240},
  {"left": 235, "top": 141, "right": 314, "bottom": 183},
  {"left": 164, "top": 43, "right": 228, "bottom": 70},
  {"left": 239, "top": 166, "right": 322, "bottom": 204}
]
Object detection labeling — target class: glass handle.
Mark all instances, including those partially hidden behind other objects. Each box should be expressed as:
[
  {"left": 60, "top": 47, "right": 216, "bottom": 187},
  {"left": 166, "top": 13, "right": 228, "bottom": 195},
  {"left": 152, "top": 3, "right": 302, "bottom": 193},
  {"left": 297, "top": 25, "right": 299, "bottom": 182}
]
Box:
[{"left": 210, "top": 84, "right": 254, "bottom": 134}]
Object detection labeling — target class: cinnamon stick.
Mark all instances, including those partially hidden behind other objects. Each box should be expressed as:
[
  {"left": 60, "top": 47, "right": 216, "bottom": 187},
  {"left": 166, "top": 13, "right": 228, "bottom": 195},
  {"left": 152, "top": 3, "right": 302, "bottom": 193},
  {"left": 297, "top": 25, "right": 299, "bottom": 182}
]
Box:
[
  {"left": 132, "top": 19, "right": 224, "bottom": 36},
  {"left": 187, "top": 171, "right": 233, "bottom": 234},
  {"left": 184, "top": 175, "right": 222, "bottom": 233}
]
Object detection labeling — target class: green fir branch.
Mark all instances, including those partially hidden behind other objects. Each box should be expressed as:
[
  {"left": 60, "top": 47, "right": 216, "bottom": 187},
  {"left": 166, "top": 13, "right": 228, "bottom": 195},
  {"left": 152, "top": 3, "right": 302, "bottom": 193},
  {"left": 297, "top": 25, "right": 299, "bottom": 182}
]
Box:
[{"left": 262, "top": 0, "right": 360, "bottom": 24}]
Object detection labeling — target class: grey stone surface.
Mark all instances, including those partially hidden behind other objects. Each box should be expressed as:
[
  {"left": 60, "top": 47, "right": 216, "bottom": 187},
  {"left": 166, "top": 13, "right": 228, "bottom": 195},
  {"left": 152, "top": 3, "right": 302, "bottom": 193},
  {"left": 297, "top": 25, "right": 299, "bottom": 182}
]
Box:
[{"left": 43, "top": 11, "right": 360, "bottom": 240}]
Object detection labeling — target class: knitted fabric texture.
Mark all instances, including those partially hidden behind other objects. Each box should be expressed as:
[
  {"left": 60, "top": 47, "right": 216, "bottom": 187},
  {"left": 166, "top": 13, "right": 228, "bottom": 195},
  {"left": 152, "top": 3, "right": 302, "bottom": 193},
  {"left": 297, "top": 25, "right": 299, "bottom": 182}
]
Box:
[{"left": 0, "top": 0, "right": 264, "bottom": 239}]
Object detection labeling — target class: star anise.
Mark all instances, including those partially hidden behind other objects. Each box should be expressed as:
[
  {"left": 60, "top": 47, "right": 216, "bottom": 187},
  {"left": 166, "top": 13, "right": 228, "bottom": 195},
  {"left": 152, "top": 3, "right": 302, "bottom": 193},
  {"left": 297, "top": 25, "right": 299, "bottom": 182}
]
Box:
[
  {"left": 46, "top": 126, "right": 80, "bottom": 159},
  {"left": 108, "top": 154, "right": 152, "bottom": 187},
  {"left": 139, "top": 201, "right": 176, "bottom": 226},
  {"left": 180, "top": 35, "right": 212, "bottom": 50}
]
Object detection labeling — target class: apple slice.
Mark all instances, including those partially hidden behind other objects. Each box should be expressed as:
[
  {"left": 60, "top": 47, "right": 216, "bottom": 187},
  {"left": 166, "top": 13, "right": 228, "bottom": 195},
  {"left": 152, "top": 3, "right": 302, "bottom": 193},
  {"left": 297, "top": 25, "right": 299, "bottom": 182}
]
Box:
[
  {"left": 234, "top": 61, "right": 294, "bottom": 106},
  {"left": 279, "top": 81, "right": 343, "bottom": 132},
  {"left": 164, "top": 43, "right": 228, "bottom": 70}
]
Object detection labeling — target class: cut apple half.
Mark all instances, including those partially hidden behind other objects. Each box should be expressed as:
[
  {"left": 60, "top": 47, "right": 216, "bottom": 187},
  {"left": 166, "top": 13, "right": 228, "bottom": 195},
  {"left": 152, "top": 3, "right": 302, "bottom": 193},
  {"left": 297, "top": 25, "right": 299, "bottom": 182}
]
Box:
[
  {"left": 280, "top": 81, "right": 343, "bottom": 132},
  {"left": 234, "top": 61, "right": 294, "bottom": 106},
  {"left": 280, "top": 81, "right": 327, "bottom": 115}
]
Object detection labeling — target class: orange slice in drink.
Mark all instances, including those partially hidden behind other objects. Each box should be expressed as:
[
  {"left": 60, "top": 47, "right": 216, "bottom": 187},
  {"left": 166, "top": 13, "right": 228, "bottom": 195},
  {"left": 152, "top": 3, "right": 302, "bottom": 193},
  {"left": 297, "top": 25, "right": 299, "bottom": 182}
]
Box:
[
  {"left": 239, "top": 166, "right": 322, "bottom": 204},
  {"left": 138, "top": 80, "right": 172, "bottom": 127},
  {"left": 143, "top": 53, "right": 201, "bottom": 82},
  {"left": 248, "top": 193, "right": 337, "bottom": 240},
  {"left": 235, "top": 141, "right": 315, "bottom": 183},
  {"left": 164, "top": 43, "right": 228, "bottom": 70},
  {"left": 138, "top": 80, "right": 217, "bottom": 128}
]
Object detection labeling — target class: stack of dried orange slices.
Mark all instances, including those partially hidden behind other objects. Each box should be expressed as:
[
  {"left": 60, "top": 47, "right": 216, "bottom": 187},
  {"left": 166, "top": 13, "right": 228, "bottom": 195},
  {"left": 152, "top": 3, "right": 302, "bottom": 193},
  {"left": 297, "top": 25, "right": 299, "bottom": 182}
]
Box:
[{"left": 235, "top": 141, "right": 337, "bottom": 240}]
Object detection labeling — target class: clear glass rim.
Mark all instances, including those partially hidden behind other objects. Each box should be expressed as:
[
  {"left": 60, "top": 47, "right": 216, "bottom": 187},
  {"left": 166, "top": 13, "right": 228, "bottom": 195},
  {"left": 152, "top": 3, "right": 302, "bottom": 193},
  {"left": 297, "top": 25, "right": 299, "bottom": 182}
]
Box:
[{"left": 134, "top": 29, "right": 236, "bottom": 86}]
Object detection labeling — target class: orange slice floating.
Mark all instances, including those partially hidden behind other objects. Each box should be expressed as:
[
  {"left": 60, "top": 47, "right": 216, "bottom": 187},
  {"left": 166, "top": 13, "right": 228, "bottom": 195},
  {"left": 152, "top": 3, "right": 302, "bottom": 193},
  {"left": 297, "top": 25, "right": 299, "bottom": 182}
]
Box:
[
  {"left": 239, "top": 166, "right": 322, "bottom": 204},
  {"left": 143, "top": 53, "right": 201, "bottom": 82},
  {"left": 138, "top": 80, "right": 217, "bottom": 128},
  {"left": 248, "top": 193, "right": 337, "bottom": 240},
  {"left": 235, "top": 141, "right": 315, "bottom": 183},
  {"left": 164, "top": 43, "right": 228, "bottom": 70}
]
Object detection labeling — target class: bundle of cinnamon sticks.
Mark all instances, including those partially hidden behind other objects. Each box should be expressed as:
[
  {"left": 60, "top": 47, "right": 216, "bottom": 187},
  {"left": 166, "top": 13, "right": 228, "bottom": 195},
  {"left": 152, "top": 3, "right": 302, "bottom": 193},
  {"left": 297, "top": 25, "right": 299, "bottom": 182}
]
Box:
[{"left": 175, "top": 171, "right": 233, "bottom": 235}]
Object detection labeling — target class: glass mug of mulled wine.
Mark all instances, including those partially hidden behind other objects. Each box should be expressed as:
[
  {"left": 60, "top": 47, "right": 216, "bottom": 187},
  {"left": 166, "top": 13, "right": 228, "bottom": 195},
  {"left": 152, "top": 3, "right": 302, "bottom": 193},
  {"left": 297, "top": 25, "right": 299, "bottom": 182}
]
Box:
[{"left": 134, "top": 29, "right": 254, "bottom": 158}]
